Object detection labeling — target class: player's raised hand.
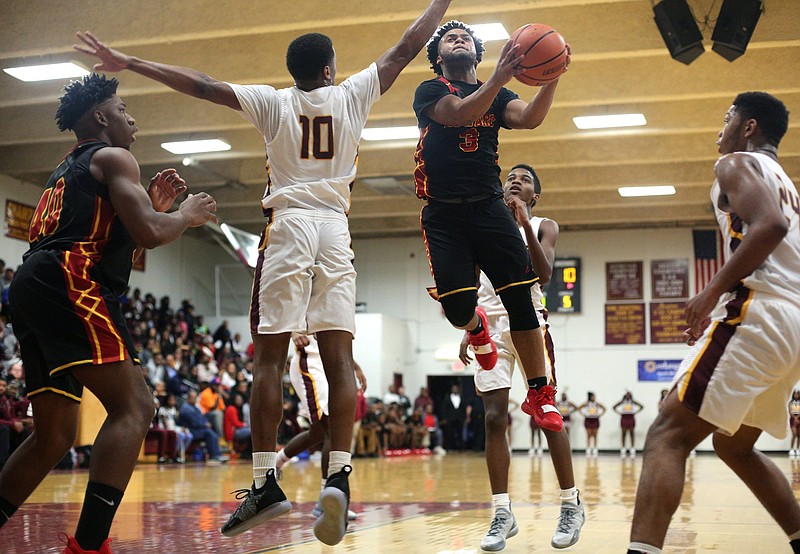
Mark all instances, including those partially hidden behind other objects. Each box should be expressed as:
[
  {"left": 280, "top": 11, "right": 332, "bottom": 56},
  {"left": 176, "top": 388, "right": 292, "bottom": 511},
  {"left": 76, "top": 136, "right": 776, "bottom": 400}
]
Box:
[
  {"left": 180, "top": 192, "right": 217, "bottom": 226},
  {"left": 74, "top": 31, "right": 131, "bottom": 72},
  {"left": 489, "top": 39, "right": 524, "bottom": 85},
  {"left": 148, "top": 169, "right": 187, "bottom": 213}
]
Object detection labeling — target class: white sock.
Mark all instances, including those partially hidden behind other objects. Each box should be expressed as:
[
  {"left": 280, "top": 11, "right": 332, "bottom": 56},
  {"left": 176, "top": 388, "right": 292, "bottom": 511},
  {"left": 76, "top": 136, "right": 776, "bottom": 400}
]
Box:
[
  {"left": 328, "top": 451, "right": 351, "bottom": 477},
  {"left": 253, "top": 451, "right": 277, "bottom": 489},
  {"left": 492, "top": 493, "right": 511, "bottom": 511},
  {"left": 560, "top": 487, "right": 579, "bottom": 505},
  {"left": 629, "top": 542, "right": 662, "bottom": 553},
  {"left": 276, "top": 449, "right": 290, "bottom": 469}
]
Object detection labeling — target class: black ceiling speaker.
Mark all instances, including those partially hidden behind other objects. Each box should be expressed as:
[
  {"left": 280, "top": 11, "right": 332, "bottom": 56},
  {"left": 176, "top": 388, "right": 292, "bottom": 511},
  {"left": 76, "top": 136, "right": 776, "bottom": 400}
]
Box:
[
  {"left": 653, "top": 0, "right": 705, "bottom": 65},
  {"left": 711, "top": 0, "right": 763, "bottom": 61}
]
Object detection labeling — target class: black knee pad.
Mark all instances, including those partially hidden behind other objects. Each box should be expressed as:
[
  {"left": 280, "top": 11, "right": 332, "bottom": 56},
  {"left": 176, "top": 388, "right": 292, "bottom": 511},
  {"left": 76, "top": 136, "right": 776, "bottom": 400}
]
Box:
[
  {"left": 498, "top": 285, "right": 540, "bottom": 330},
  {"left": 440, "top": 289, "right": 478, "bottom": 328}
]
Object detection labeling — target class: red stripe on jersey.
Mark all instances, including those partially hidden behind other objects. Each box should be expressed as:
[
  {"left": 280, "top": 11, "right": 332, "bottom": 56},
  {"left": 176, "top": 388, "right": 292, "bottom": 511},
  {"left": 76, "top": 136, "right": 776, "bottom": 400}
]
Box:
[
  {"left": 414, "top": 127, "right": 431, "bottom": 198},
  {"left": 61, "top": 251, "right": 127, "bottom": 364}
]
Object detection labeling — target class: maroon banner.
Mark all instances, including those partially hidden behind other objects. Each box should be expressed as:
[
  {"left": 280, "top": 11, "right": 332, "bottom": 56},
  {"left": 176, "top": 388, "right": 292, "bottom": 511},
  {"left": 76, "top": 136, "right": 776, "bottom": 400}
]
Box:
[
  {"left": 606, "top": 261, "right": 643, "bottom": 301},
  {"left": 651, "top": 259, "right": 689, "bottom": 300},
  {"left": 605, "top": 303, "right": 646, "bottom": 345},
  {"left": 650, "top": 301, "right": 687, "bottom": 344}
]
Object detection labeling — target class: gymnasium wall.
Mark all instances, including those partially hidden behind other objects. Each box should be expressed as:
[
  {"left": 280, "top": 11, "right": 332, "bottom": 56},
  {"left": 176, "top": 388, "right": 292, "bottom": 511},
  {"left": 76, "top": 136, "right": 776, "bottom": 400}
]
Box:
[{"left": 0, "top": 171, "right": 792, "bottom": 453}]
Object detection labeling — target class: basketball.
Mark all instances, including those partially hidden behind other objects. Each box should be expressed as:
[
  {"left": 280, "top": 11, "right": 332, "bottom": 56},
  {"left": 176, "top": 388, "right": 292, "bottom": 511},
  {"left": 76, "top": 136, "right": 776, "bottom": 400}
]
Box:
[{"left": 510, "top": 23, "right": 568, "bottom": 86}]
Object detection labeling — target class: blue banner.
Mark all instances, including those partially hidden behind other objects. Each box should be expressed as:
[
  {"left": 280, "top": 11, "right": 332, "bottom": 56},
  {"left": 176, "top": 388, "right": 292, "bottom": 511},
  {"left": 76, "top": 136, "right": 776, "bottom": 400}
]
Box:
[{"left": 637, "top": 359, "right": 682, "bottom": 382}]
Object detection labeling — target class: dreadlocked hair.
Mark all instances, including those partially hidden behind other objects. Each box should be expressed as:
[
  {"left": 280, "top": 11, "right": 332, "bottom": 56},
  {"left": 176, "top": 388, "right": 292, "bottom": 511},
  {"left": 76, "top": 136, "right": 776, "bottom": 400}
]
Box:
[
  {"left": 55, "top": 73, "right": 119, "bottom": 132},
  {"left": 426, "top": 20, "right": 484, "bottom": 75}
]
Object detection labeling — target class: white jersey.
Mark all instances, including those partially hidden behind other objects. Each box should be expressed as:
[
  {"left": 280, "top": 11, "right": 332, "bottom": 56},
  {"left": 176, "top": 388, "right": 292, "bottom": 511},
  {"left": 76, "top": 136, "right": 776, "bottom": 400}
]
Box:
[
  {"left": 479, "top": 216, "right": 548, "bottom": 318},
  {"left": 712, "top": 152, "right": 800, "bottom": 302},
  {"left": 230, "top": 63, "right": 380, "bottom": 214}
]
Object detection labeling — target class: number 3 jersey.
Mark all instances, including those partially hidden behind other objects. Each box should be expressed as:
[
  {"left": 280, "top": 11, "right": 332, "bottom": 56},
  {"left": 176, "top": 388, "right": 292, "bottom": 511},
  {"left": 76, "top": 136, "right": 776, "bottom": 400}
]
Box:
[
  {"left": 229, "top": 63, "right": 380, "bottom": 214},
  {"left": 24, "top": 139, "right": 136, "bottom": 296},
  {"left": 413, "top": 77, "right": 518, "bottom": 200}
]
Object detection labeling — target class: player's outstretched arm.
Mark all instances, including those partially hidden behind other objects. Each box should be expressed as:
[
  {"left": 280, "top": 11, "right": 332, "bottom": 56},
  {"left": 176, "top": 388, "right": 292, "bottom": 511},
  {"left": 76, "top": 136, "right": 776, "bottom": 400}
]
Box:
[
  {"left": 74, "top": 31, "right": 241, "bottom": 110},
  {"left": 91, "top": 147, "right": 217, "bottom": 249},
  {"left": 374, "top": 0, "right": 452, "bottom": 94}
]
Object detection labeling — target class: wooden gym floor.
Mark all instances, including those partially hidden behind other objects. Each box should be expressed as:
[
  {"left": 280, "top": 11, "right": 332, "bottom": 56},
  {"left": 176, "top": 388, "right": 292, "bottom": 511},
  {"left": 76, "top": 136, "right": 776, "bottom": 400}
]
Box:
[{"left": 2, "top": 450, "right": 795, "bottom": 553}]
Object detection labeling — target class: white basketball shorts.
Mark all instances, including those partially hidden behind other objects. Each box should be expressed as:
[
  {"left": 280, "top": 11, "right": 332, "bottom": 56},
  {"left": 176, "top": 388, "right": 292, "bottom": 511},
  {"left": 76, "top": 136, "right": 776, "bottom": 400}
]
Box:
[
  {"left": 474, "top": 312, "right": 555, "bottom": 393},
  {"left": 289, "top": 345, "right": 329, "bottom": 423},
  {"left": 250, "top": 208, "right": 356, "bottom": 335},
  {"left": 674, "top": 286, "right": 800, "bottom": 439}
]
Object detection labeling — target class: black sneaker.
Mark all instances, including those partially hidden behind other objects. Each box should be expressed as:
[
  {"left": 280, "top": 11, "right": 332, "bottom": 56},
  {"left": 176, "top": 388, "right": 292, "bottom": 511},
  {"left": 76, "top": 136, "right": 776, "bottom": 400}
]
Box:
[
  {"left": 220, "top": 469, "right": 292, "bottom": 537},
  {"left": 313, "top": 465, "right": 351, "bottom": 545}
]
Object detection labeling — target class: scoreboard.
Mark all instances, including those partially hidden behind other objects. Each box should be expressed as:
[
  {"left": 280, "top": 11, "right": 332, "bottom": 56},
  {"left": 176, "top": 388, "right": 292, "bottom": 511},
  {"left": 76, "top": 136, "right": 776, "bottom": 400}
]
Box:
[{"left": 543, "top": 257, "right": 581, "bottom": 313}]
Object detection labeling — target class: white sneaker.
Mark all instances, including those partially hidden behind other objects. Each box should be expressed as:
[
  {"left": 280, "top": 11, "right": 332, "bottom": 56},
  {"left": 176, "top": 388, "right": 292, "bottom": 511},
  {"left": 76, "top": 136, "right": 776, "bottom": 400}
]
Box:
[
  {"left": 480, "top": 507, "right": 518, "bottom": 551},
  {"left": 536, "top": 448, "right": 544, "bottom": 457},
  {"left": 620, "top": 449, "right": 626, "bottom": 458},
  {"left": 433, "top": 446, "right": 446, "bottom": 455},
  {"left": 528, "top": 448, "right": 536, "bottom": 458},
  {"left": 628, "top": 448, "right": 636, "bottom": 459},
  {"left": 551, "top": 501, "right": 585, "bottom": 549}
]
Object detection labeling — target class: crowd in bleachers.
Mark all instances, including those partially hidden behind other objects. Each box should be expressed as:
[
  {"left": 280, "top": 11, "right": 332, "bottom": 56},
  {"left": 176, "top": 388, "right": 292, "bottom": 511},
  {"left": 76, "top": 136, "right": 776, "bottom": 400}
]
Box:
[{"left": 0, "top": 265, "right": 466, "bottom": 469}]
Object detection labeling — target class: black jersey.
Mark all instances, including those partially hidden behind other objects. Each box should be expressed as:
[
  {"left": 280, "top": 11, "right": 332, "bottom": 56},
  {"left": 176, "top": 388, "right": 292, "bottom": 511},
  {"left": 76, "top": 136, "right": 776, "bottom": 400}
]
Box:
[
  {"left": 25, "top": 139, "right": 136, "bottom": 296},
  {"left": 413, "top": 77, "right": 518, "bottom": 200}
]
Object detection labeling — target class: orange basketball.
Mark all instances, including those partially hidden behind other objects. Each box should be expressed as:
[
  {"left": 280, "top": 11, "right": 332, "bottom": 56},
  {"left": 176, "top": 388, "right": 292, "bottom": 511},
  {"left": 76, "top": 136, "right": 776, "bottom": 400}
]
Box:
[{"left": 510, "top": 23, "right": 568, "bottom": 86}]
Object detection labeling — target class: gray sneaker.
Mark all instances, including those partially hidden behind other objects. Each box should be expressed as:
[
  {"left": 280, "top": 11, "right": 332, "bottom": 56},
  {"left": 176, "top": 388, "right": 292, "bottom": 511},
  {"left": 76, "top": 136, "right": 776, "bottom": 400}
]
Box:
[
  {"left": 313, "top": 465, "right": 352, "bottom": 545},
  {"left": 312, "top": 502, "right": 357, "bottom": 520},
  {"left": 220, "top": 469, "right": 292, "bottom": 537},
  {"left": 480, "top": 507, "right": 519, "bottom": 551},
  {"left": 551, "top": 501, "right": 585, "bottom": 549}
]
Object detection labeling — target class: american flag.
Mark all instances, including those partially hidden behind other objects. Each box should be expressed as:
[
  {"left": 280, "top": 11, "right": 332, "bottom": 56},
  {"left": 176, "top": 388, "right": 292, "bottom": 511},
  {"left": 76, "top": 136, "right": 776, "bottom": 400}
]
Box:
[{"left": 693, "top": 229, "right": 724, "bottom": 295}]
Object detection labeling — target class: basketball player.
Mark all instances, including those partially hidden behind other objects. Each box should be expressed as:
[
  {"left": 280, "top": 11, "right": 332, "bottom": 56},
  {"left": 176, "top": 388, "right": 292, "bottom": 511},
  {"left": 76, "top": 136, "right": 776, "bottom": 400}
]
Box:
[
  {"left": 75, "top": 1, "right": 453, "bottom": 545},
  {"left": 0, "top": 74, "right": 217, "bottom": 554},
  {"left": 458, "top": 164, "right": 584, "bottom": 551},
  {"left": 414, "top": 22, "right": 569, "bottom": 433},
  {"left": 629, "top": 92, "right": 800, "bottom": 554},
  {"left": 277, "top": 333, "right": 365, "bottom": 522}
]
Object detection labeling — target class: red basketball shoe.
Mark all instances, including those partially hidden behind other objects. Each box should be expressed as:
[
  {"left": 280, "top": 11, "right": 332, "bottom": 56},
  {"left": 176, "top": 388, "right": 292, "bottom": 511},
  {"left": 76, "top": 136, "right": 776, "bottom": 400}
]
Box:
[
  {"left": 522, "top": 385, "right": 563, "bottom": 432},
  {"left": 468, "top": 307, "right": 497, "bottom": 370},
  {"left": 61, "top": 535, "right": 113, "bottom": 554}
]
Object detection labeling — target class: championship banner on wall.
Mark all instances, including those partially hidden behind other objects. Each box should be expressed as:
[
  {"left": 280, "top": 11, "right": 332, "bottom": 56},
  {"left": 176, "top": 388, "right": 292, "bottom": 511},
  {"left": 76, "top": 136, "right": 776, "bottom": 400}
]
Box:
[
  {"left": 637, "top": 359, "right": 682, "bottom": 382},
  {"left": 4, "top": 199, "right": 35, "bottom": 241}
]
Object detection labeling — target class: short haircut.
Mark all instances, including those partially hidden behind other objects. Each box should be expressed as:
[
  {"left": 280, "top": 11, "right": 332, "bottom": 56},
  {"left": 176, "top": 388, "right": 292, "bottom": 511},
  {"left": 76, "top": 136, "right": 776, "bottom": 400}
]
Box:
[
  {"left": 426, "top": 20, "right": 484, "bottom": 75},
  {"left": 732, "top": 91, "right": 790, "bottom": 146},
  {"left": 510, "top": 163, "right": 541, "bottom": 194},
  {"left": 55, "top": 73, "right": 119, "bottom": 132},
  {"left": 286, "top": 33, "right": 334, "bottom": 82}
]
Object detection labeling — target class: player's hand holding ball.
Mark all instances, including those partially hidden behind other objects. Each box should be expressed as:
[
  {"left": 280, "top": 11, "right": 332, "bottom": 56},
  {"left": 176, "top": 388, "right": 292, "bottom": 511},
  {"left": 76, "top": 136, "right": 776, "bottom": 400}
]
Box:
[{"left": 509, "top": 23, "right": 570, "bottom": 86}]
